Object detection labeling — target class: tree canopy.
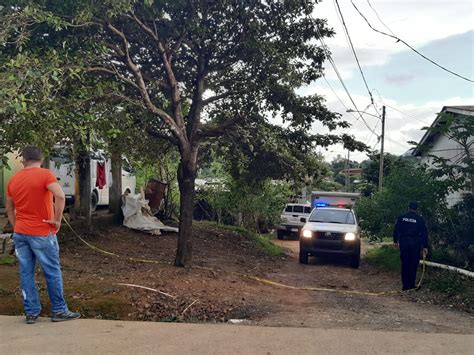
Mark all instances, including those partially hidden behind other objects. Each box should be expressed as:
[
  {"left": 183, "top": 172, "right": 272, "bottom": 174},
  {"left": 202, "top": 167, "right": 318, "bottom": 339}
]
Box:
[{"left": 1, "top": 0, "right": 368, "bottom": 266}]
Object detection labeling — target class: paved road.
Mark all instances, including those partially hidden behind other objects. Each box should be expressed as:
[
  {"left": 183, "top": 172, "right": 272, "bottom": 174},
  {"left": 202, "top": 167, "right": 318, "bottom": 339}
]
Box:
[{"left": 1, "top": 316, "right": 472, "bottom": 354}]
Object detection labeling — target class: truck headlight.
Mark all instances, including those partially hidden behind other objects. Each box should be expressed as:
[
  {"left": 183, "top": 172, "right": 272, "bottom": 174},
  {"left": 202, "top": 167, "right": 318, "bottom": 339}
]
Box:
[
  {"left": 344, "top": 233, "right": 356, "bottom": 241},
  {"left": 302, "top": 230, "right": 312, "bottom": 238}
]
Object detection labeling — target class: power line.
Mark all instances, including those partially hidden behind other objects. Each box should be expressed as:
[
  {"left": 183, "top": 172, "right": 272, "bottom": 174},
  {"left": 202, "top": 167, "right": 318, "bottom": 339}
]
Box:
[
  {"left": 386, "top": 126, "right": 395, "bottom": 152},
  {"left": 332, "top": 0, "right": 383, "bottom": 121},
  {"left": 333, "top": 0, "right": 375, "bottom": 104},
  {"left": 301, "top": 0, "right": 379, "bottom": 137},
  {"left": 350, "top": 0, "right": 474, "bottom": 83},
  {"left": 322, "top": 75, "right": 381, "bottom": 145},
  {"left": 363, "top": 118, "right": 380, "bottom": 149},
  {"left": 366, "top": 0, "right": 396, "bottom": 36},
  {"left": 322, "top": 74, "right": 352, "bottom": 114},
  {"left": 322, "top": 74, "right": 377, "bottom": 130},
  {"left": 321, "top": 73, "right": 365, "bottom": 128},
  {"left": 323, "top": 44, "right": 378, "bottom": 136},
  {"left": 371, "top": 89, "right": 431, "bottom": 125},
  {"left": 385, "top": 136, "right": 410, "bottom": 149},
  {"left": 383, "top": 103, "right": 431, "bottom": 126}
]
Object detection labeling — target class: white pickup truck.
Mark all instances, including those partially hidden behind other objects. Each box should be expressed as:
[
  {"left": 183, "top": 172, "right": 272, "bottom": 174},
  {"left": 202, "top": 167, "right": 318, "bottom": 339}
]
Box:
[{"left": 276, "top": 203, "right": 312, "bottom": 240}]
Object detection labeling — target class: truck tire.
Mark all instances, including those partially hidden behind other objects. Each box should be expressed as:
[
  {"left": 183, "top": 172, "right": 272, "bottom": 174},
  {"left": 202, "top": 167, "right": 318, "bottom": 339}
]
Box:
[
  {"left": 350, "top": 254, "right": 360, "bottom": 268},
  {"left": 277, "top": 230, "right": 285, "bottom": 240},
  {"left": 299, "top": 249, "right": 309, "bottom": 264}
]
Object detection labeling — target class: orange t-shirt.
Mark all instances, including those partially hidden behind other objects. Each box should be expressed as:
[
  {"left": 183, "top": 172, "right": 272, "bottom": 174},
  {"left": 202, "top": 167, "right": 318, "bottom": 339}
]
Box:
[{"left": 7, "top": 168, "right": 58, "bottom": 236}]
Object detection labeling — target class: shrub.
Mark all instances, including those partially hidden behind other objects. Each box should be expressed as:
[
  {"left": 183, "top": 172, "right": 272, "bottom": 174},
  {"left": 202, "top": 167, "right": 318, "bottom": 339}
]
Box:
[
  {"left": 440, "top": 195, "right": 474, "bottom": 269},
  {"left": 365, "top": 245, "right": 400, "bottom": 272},
  {"left": 355, "top": 160, "right": 449, "bottom": 241},
  {"left": 425, "top": 270, "right": 468, "bottom": 296}
]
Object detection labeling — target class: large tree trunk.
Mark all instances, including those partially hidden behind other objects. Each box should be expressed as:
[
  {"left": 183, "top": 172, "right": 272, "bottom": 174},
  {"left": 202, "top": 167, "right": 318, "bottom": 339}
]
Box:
[
  {"left": 79, "top": 153, "right": 92, "bottom": 230},
  {"left": 174, "top": 158, "right": 197, "bottom": 267},
  {"left": 470, "top": 173, "right": 474, "bottom": 195},
  {"left": 109, "top": 148, "right": 123, "bottom": 224},
  {"left": 74, "top": 144, "right": 92, "bottom": 231},
  {"left": 42, "top": 157, "right": 50, "bottom": 169}
]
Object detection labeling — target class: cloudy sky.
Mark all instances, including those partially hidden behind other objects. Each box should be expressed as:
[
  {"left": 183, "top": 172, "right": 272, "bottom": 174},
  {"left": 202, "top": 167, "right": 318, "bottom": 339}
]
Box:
[{"left": 301, "top": 0, "right": 474, "bottom": 162}]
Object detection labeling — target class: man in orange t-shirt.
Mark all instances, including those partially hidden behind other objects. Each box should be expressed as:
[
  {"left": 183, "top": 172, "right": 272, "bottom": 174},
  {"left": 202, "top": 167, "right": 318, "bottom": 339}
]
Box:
[{"left": 6, "top": 145, "right": 80, "bottom": 324}]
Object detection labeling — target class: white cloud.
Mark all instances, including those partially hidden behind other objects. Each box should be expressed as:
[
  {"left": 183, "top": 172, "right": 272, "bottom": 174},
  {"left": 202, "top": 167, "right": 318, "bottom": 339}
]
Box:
[
  {"left": 298, "top": 1, "right": 474, "bottom": 162},
  {"left": 314, "top": 0, "right": 474, "bottom": 78},
  {"left": 318, "top": 0, "right": 474, "bottom": 48},
  {"left": 324, "top": 46, "right": 393, "bottom": 80},
  {"left": 304, "top": 84, "right": 473, "bottom": 162},
  {"left": 271, "top": 1, "right": 473, "bottom": 165}
]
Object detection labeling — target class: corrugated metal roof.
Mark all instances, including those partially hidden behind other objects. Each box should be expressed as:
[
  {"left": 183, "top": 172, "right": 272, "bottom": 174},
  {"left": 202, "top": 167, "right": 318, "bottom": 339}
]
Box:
[
  {"left": 445, "top": 105, "right": 474, "bottom": 112},
  {"left": 411, "top": 105, "right": 474, "bottom": 156}
]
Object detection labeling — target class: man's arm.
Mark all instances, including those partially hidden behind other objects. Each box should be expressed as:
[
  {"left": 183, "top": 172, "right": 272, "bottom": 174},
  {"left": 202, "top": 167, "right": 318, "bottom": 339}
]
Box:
[
  {"left": 43, "top": 182, "right": 65, "bottom": 233},
  {"left": 5, "top": 197, "right": 16, "bottom": 229}
]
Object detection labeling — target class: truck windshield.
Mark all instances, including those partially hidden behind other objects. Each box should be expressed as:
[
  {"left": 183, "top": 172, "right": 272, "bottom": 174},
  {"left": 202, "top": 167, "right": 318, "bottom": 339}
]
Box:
[
  {"left": 293, "top": 205, "right": 303, "bottom": 213},
  {"left": 51, "top": 148, "right": 73, "bottom": 165},
  {"left": 309, "top": 209, "right": 355, "bottom": 225}
]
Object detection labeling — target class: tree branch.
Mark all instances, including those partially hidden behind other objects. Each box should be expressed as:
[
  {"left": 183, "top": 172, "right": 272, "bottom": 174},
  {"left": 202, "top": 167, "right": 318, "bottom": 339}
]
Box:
[
  {"left": 202, "top": 91, "right": 241, "bottom": 106},
  {"left": 146, "top": 127, "right": 178, "bottom": 145},
  {"left": 198, "top": 114, "right": 245, "bottom": 138},
  {"left": 103, "top": 22, "right": 181, "bottom": 139},
  {"left": 129, "top": 12, "right": 185, "bottom": 130},
  {"left": 85, "top": 66, "right": 140, "bottom": 91}
]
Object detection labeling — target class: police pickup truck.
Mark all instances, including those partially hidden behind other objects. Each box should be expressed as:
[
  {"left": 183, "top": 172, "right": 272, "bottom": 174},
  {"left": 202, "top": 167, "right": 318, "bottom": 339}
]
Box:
[{"left": 299, "top": 207, "right": 361, "bottom": 268}]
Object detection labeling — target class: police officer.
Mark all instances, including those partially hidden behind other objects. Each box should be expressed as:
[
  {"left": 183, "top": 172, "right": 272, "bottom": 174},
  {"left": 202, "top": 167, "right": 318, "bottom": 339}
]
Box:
[{"left": 393, "top": 201, "right": 429, "bottom": 291}]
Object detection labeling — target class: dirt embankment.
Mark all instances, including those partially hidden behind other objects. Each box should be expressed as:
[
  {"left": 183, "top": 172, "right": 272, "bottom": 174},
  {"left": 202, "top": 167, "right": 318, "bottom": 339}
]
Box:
[{"left": 0, "top": 224, "right": 472, "bottom": 334}]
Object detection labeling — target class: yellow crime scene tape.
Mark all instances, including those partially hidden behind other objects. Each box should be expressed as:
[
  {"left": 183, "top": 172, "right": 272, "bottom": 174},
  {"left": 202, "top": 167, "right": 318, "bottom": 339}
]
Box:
[{"left": 62, "top": 217, "right": 426, "bottom": 297}]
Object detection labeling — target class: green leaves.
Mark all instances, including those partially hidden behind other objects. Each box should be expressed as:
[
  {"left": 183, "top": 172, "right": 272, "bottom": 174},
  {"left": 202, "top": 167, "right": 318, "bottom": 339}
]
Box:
[
  {"left": 413, "top": 112, "right": 474, "bottom": 194},
  {"left": 356, "top": 160, "right": 450, "bottom": 240}
]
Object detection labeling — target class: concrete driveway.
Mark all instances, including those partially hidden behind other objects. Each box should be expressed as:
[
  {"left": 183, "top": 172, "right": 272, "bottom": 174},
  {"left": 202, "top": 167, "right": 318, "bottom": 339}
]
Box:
[{"left": 1, "top": 316, "right": 472, "bottom": 354}]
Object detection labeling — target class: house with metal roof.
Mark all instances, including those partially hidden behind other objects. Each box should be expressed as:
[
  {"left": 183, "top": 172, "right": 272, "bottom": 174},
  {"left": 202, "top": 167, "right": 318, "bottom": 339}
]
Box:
[{"left": 412, "top": 106, "right": 473, "bottom": 206}]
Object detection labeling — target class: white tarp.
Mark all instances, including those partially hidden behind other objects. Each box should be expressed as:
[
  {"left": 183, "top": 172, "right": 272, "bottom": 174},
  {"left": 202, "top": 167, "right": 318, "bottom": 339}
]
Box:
[
  {"left": 0, "top": 233, "right": 14, "bottom": 255},
  {"left": 122, "top": 193, "right": 178, "bottom": 235}
]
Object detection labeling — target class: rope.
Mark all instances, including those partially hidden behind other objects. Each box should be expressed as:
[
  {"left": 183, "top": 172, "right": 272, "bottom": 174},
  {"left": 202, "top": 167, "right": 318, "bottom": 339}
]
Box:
[
  {"left": 62, "top": 217, "right": 423, "bottom": 297},
  {"left": 62, "top": 217, "right": 169, "bottom": 266},
  {"left": 416, "top": 249, "right": 427, "bottom": 288}
]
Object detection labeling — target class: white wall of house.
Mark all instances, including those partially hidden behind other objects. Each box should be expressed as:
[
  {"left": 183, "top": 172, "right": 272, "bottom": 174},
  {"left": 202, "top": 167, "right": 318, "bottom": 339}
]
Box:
[{"left": 419, "top": 129, "right": 472, "bottom": 207}]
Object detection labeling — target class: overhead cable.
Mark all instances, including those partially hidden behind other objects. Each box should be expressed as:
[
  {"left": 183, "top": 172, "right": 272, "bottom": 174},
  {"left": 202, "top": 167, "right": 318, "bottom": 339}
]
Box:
[
  {"left": 351, "top": 0, "right": 474, "bottom": 83},
  {"left": 383, "top": 103, "right": 431, "bottom": 126},
  {"left": 372, "top": 89, "right": 431, "bottom": 125},
  {"left": 301, "top": 0, "right": 379, "bottom": 137},
  {"left": 333, "top": 0, "right": 375, "bottom": 104},
  {"left": 366, "top": 0, "right": 396, "bottom": 36}
]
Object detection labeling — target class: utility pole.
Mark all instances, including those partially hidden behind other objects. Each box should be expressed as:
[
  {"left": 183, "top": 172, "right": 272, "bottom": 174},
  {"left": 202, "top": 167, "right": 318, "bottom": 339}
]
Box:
[
  {"left": 378, "top": 105, "right": 386, "bottom": 190},
  {"left": 345, "top": 149, "right": 350, "bottom": 192}
]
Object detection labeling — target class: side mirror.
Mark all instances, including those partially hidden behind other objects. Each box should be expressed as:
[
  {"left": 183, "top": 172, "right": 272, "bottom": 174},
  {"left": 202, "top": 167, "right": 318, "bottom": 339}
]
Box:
[{"left": 359, "top": 219, "right": 364, "bottom": 224}]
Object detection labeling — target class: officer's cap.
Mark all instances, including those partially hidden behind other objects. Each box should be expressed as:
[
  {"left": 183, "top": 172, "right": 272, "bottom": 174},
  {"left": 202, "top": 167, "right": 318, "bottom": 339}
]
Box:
[{"left": 408, "top": 201, "right": 418, "bottom": 210}]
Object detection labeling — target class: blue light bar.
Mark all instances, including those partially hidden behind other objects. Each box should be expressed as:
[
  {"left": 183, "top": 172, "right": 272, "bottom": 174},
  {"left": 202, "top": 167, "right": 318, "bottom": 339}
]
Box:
[{"left": 315, "top": 202, "right": 329, "bottom": 207}]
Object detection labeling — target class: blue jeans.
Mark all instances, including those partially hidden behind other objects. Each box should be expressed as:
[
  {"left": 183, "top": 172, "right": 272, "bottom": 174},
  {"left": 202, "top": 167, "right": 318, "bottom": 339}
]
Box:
[{"left": 13, "top": 233, "right": 69, "bottom": 316}]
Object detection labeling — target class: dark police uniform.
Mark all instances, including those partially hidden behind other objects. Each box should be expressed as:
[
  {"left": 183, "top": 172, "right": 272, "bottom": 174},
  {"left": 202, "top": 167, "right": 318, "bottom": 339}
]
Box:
[{"left": 393, "top": 210, "right": 428, "bottom": 290}]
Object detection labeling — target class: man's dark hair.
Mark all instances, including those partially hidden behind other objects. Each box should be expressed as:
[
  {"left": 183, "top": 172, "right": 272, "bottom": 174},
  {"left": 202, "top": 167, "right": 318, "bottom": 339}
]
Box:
[{"left": 21, "top": 145, "right": 44, "bottom": 162}]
